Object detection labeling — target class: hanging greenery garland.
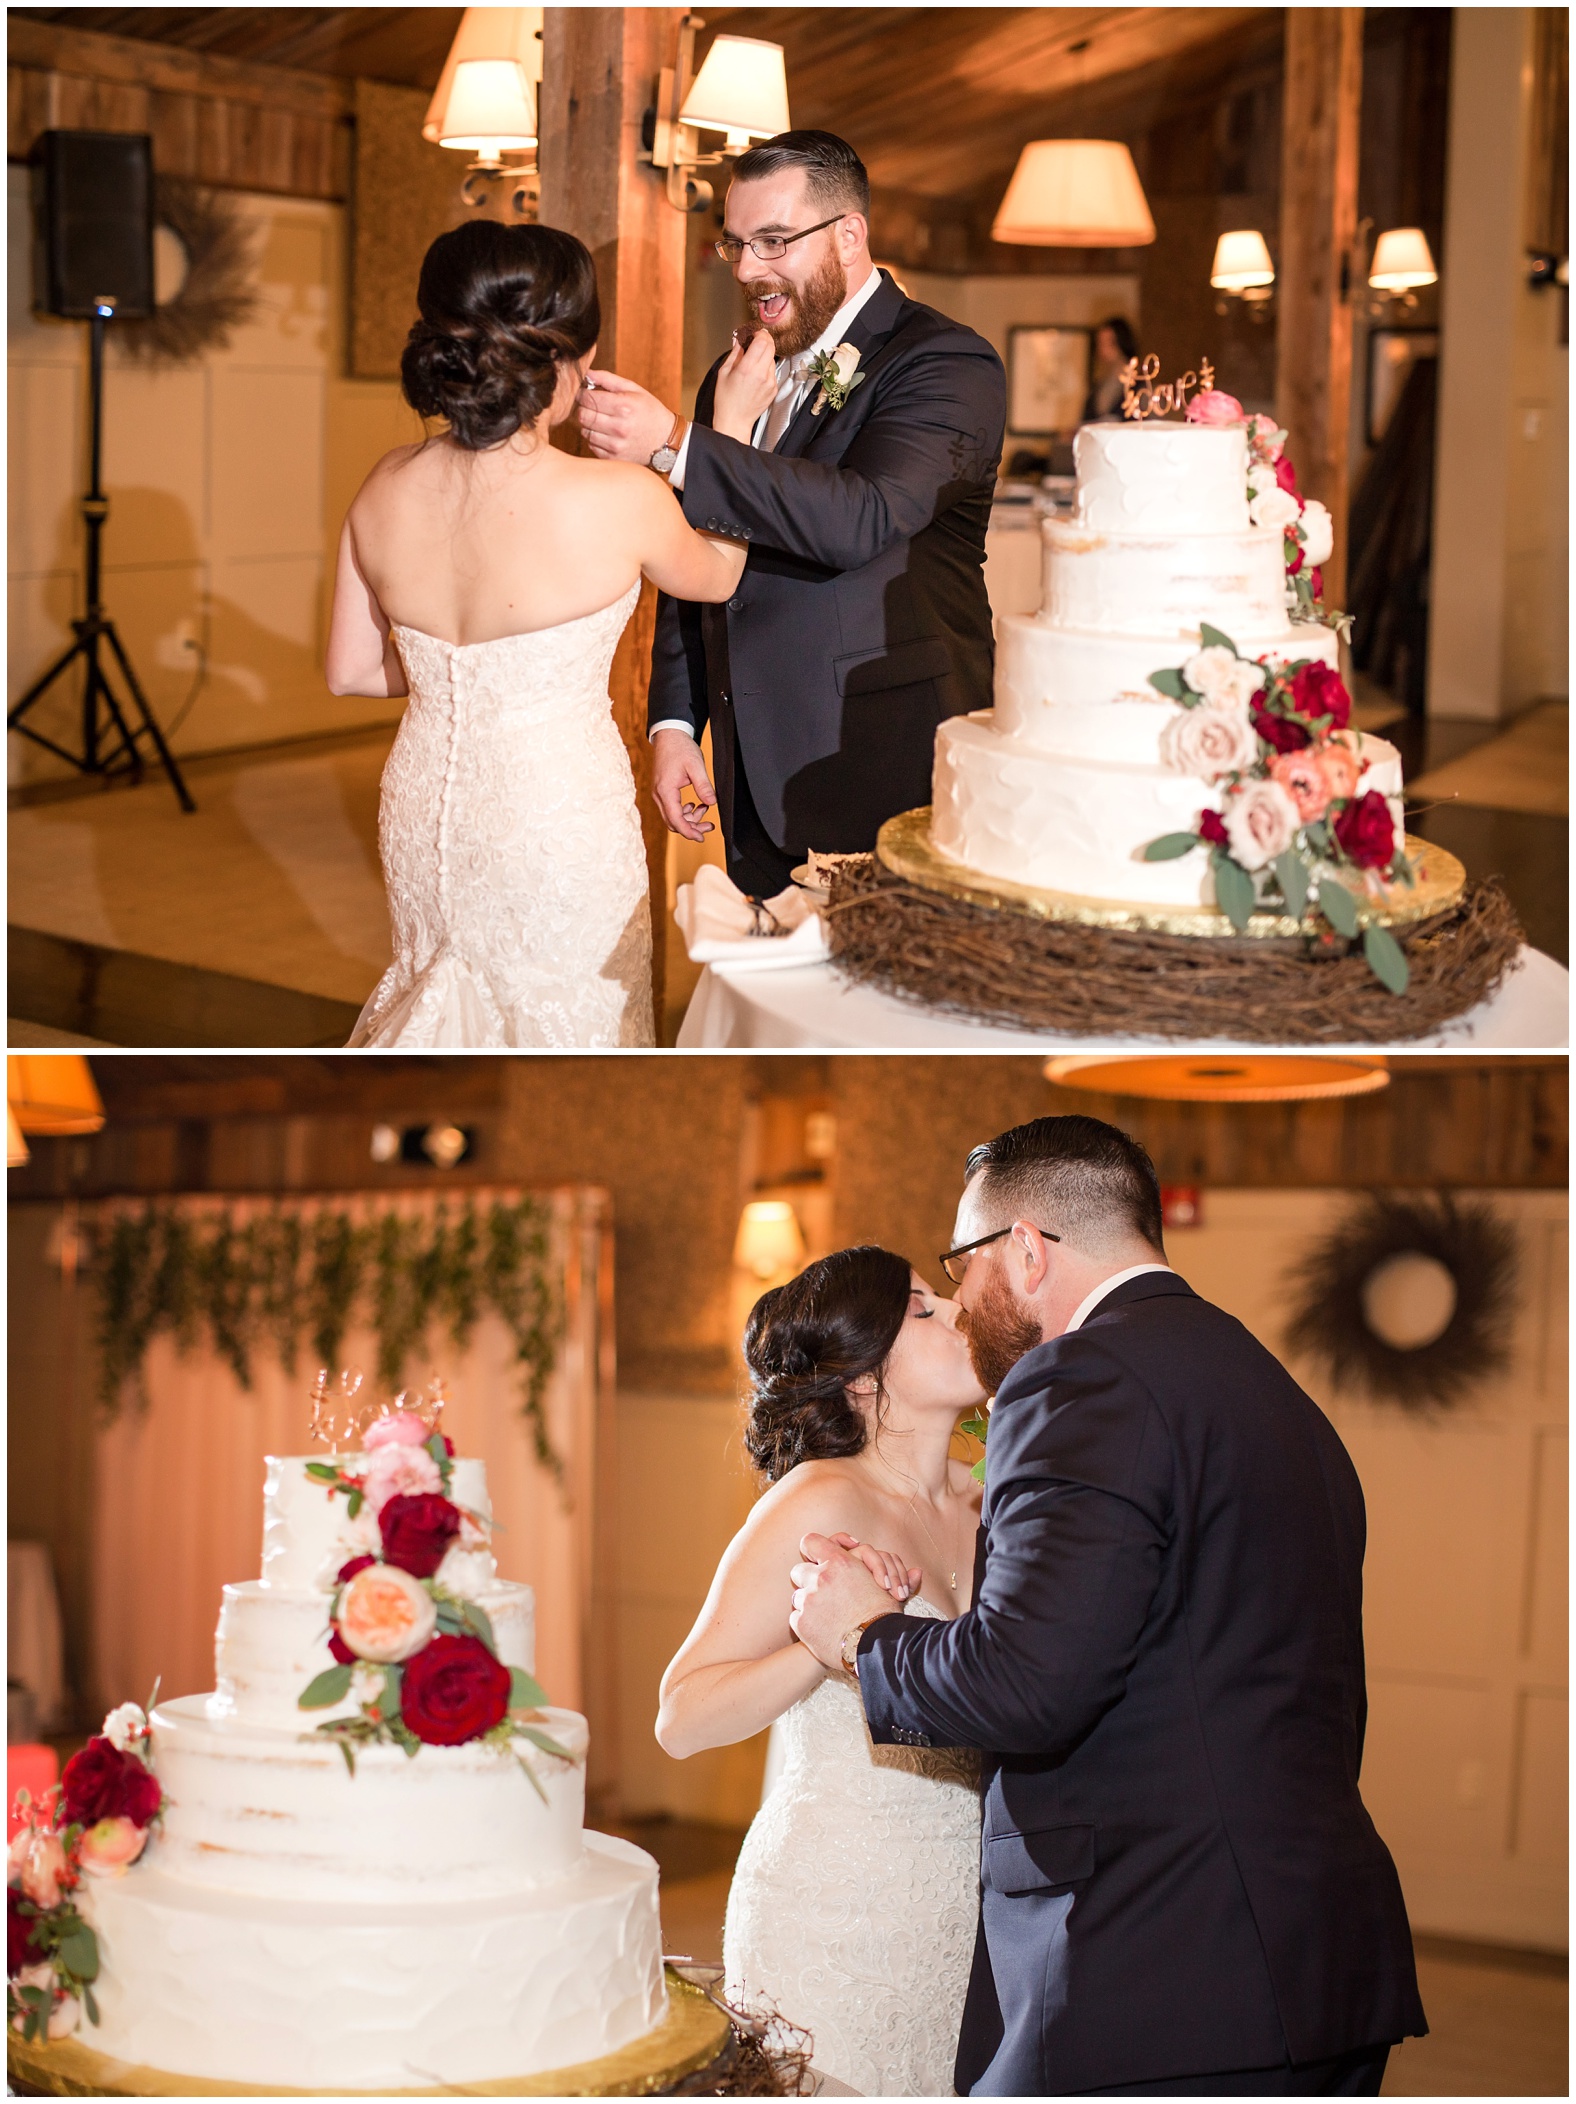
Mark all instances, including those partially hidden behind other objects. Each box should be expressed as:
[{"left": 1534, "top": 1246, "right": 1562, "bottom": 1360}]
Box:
[
  {"left": 1283, "top": 1192, "right": 1519, "bottom": 1411},
  {"left": 92, "top": 1198, "right": 566, "bottom": 1477}
]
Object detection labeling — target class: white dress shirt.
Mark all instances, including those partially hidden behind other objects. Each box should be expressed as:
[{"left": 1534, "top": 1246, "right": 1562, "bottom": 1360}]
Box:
[
  {"left": 650, "top": 264, "right": 884, "bottom": 742},
  {"left": 1063, "top": 1263, "right": 1174, "bottom": 1334}
]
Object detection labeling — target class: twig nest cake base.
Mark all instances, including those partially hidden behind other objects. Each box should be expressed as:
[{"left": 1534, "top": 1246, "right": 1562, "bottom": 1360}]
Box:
[
  {"left": 7, "top": 1966, "right": 732, "bottom": 2099},
  {"left": 822, "top": 820, "right": 1521, "bottom": 1044}
]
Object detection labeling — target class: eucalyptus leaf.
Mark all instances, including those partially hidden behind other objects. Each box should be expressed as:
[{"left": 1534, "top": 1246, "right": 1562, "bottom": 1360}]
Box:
[
  {"left": 1273, "top": 851, "right": 1310, "bottom": 921},
  {"left": 1211, "top": 850, "right": 1257, "bottom": 934},
  {"left": 970, "top": 1456, "right": 986, "bottom": 1484},
  {"left": 83, "top": 1982, "right": 100, "bottom": 2027},
  {"left": 299, "top": 1663, "right": 354, "bottom": 1710},
  {"left": 336, "top": 1738, "right": 357, "bottom": 1778},
  {"left": 1142, "top": 832, "right": 1203, "bottom": 862},
  {"left": 509, "top": 1666, "right": 550, "bottom": 1711},
  {"left": 1198, "top": 622, "right": 1240, "bottom": 657},
  {"left": 382, "top": 1667, "right": 403, "bottom": 1716},
  {"left": 460, "top": 1598, "right": 496, "bottom": 1652},
  {"left": 1147, "top": 666, "right": 1187, "bottom": 700},
  {"left": 58, "top": 1927, "right": 99, "bottom": 1980},
  {"left": 1317, "top": 879, "right": 1360, "bottom": 938},
  {"left": 346, "top": 1488, "right": 364, "bottom": 1520},
  {"left": 1304, "top": 820, "right": 1330, "bottom": 856},
  {"left": 514, "top": 1750, "right": 548, "bottom": 1804},
  {"left": 1362, "top": 922, "right": 1410, "bottom": 995},
  {"left": 516, "top": 1724, "right": 575, "bottom": 1763},
  {"left": 305, "top": 1462, "right": 340, "bottom": 1483}
]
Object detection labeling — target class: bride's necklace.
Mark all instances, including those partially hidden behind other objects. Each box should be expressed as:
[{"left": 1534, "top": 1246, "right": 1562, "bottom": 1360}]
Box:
[{"left": 875, "top": 1453, "right": 961, "bottom": 1594}]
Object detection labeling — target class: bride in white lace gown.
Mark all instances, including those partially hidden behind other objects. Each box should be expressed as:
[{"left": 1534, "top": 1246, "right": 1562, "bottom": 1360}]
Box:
[
  {"left": 658, "top": 1248, "right": 986, "bottom": 2096},
  {"left": 323, "top": 220, "right": 775, "bottom": 1046}
]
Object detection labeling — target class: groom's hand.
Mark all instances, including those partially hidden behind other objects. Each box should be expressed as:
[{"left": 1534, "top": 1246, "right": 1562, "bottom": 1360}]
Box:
[
  {"left": 790, "top": 1532, "right": 900, "bottom": 1671},
  {"left": 578, "top": 370, "right": 676, "bottom": 464},
  {"left": 651, "top": 729, "right": 716, "bottom": 840}
]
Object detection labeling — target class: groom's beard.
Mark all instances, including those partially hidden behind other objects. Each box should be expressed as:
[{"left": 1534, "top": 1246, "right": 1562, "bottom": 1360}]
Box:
[
  {"left": 961, "top": 1266, "right": 1045, "bottom": 1397},
  {"left": 750, "top": 247, "right": 847, "bottom": 357}
]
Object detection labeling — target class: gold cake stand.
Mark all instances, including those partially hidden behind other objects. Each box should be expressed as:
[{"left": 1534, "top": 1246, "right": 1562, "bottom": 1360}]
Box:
[
  {"left": 875, "top": 807, "right": 1466, "bottom": 940},
  {"left": 7, "top": 1967, "right": 731, "bottom": 2099}
]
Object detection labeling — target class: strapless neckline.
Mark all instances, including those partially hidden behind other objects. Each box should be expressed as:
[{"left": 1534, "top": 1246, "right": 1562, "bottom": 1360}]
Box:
[{"left": 388, "top": 582, "right": 640, "bottom": 654}]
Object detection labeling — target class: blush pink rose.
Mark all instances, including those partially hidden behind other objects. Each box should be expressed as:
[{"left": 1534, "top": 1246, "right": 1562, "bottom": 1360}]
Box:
[
  {"left": 1185, "top": 388, "right": 1244, "bottom": 426},
  {"left": 1268, "top": 751, "right": 1331, "bottom": 821},
  {"left": 363, "top": 1410, "right": 431, "bottom": 1452},
  {"left": 77, "top": 1816, "right": 148, "bottom": 1879},
  {"left": 9, "top": 1828, "right": 69, "bottom": 1912},
  {"left": 1244, "top": 413, "right": 1285, "bottom": 462},
  {"left": 361, "top": 1441, "right": 442, "bottom": 1516},
  {"left": 335, "top": 1562, "right": 437, "bottom": 1664},
  {"left": 1223, "top": 779, "right": 1301, "bottom": 871},
  {"left": 1159, "top": 704, "right": 1258, "bottom": 782}
]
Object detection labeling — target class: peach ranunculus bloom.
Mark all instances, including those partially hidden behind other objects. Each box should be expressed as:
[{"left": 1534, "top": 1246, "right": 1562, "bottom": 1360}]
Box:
[
  {"left": 361, "top": 1440, "right": 442, "bottom": 1516},
  {"left": 9, "top": 1825, "right": 70, "bottom": 1910},
  {"left": 336, "top": 1562, "right": 437, "bottom": 1664},
  {"left": 362, "top": 1409, "right": 432, "bottom": 1452},
  {"left": 1317, "top": 743, "right": 1363, "bottom": 804},
  {"left": 1185, "top": 388, "right": 1245, "bottom": 426},
  {"left": 1268, "top": 751, "right": 1332, "bottom": 821},
  {"left": 77, "top": 1816, "right": 149, "bottom": 1878}
]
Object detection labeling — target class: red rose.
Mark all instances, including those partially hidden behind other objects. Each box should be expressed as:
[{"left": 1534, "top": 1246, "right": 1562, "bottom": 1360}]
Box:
[
  {"left": 8, "top": 1889, "right": 41, "bottom": 1978},
  {"left": 1289, "top": 661, "right": 1351, "bottom": 730},
  {"left": 440, "top": 1435, "right": 456, "bottom": 1457},
  {"left": 399, "top": 1634, "right": 510, "bottom": 1746},
  {"left": 1275, "top": 453, "right": 1301, "bottom": 498},
  {"left": 1198, "top": 810, "right": 1229, "bottom": 847},
  {"left": 328, "top": 1629, "right": 356, "bottom": 1664},
  {"left": 1333, "top": 790, "right": 1396, "bottom": 870},
  {"left": 337, "top": 1554, "right": 375, "bottom": 1584},
  {"left": 1310, "top": 566, "right": 1324, "bottom": 600},
  {"left": 60, "top": 1736, "right": 162, "bottom": 1830},
  {"left": 378, "top": 1493, "right": 462, "bottom": 1579},
  {"left": 1251, "top": 698, "right": 1311, "bottom": 753},
  {"left": 1286, "top": 541, "right": 1304, "bottom": 576}
]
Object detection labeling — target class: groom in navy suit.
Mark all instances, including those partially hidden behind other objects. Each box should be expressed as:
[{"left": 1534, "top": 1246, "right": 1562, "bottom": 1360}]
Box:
[
  {"left": 578, "top": 130, "right": 1005, "bottom": 897},
  {"left": 790, "top": 1115, "right": 1427, "bottom": 2096}
]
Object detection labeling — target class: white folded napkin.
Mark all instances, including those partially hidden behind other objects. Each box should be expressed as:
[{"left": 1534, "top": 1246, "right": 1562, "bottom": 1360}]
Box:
[{"left": 674, "top": 864, "right": 829, "bottom": 970}]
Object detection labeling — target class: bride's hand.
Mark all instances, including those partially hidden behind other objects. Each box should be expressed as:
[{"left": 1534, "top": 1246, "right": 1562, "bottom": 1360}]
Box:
[
  {"left": 829, "top": 1532, "right": 921, "bottom": 1602},
  {"left": 712, "top": 328, "right": 778, "bottom": 442}
]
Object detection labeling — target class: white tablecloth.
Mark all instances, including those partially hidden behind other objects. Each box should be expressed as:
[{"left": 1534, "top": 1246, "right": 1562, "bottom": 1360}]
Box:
[{"left": 677, "top": 944, "right": 1569, "bottom": 1050}]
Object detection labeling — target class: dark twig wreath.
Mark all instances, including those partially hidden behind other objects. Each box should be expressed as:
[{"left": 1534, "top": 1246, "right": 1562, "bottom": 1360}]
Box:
[
  {"left": 114, "top": 177, "right": 259, "bottom": 367},
  {"left": 1284, "top": 1193, "right": 1519, "bottom": 1410}
]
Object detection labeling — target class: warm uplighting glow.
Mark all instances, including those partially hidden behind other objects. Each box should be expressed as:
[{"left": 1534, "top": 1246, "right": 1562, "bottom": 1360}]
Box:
[
  {"left": 679, "top": 36, "right": 791, "bottom": 151},
  {"left": 734, "top": 1199, "right": 806, "bottom": 1279},
  {"left": 434, "top": 59, "right": 537, "bottom": 155},
  {"left": 1043, "top": 1056, "right": 1391, "bottom": 1103},
  {"left": 1210, "top": 229, "right": 1275, "bottom": 290},
  {"left": 1369, "top": 227, "right": 1438, "bottom": 292},
  {"left": 7, "top": 1054, "right": 106, "bottom": 1135},
  {"left": 992, "top": 141, "right": 1155, "bottom": 248},
  {"left": 424, "top": 7, "right": 543, "bottom": 148}
]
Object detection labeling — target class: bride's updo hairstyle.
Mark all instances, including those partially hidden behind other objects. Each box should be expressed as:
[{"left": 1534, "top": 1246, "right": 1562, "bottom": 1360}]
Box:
[
  {"left": 401, "top": 221, "right": 600, "bottom": 450},
  {"left": 743, "top": 1245, "right": 912, "bottom": 1482}
]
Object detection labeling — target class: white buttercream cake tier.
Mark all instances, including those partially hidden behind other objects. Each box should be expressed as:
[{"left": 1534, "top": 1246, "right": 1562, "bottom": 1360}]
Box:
[
  {"left": 261, "top": 1451, "right": 496, "bottom": 1592},
  {"left": 82, "top": 1831, "right": 665, "bottom": 2091},
  {"left": 212, "top": 1575, "right": 535, "bottom": 1730},
  {"left": 151, "top": 1694, "right": 589, "bottom": 1901},
  {"left": 1041, "top": 517, "right": 1289, "bottom": 638},
  {"left": 1074, "top": 421, "right": 1249, "bottom": 534}
]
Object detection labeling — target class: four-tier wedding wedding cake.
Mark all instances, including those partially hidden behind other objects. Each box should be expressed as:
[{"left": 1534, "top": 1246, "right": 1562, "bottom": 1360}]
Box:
[
  {"left": 931, "top": 412, "right": 1407, "bottom": 912},
  {"left": 71, "top": 1419, "right": 665, "bottom": 2091}
]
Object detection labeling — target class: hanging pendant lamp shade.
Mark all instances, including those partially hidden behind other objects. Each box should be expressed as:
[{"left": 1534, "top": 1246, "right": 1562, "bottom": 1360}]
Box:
[
  {"left": 679, "top": 36, "right": 791, "bottom": 149},
  {"left": 1043, "top": 1056, "right": 1389, "bottom": 1103},
  {"left": 424, "top": 7, "right": 542, "bottom": 148},
  {"left": 993, "top": 140, "right": 1155, "bottom": 247},
  {"left": 1369, "top": 227, "right": 1438, "bottom": 291},
  {"left": 7, "top": 1054, "right": 106, "bottom": 1135}
]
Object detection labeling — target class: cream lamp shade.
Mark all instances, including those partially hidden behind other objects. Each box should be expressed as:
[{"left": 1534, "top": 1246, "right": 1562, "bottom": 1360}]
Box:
[
  {"left": 7, "top": 1054, "right": 106, "bottom": 1135},
  {"left": 734, "top": 1199, "right": 805, "bottom": 1279},
  {"left": 1210, "top": 229, "right": 1275, "bottom": 290},
  {"left": 433, "top": 59, "right": 537, "bottom": 154},
  {"left": 1369, "top": 227, "right": 1438, "bottom": 291},
  {"left": 993, "top": 140, "right": 1155, "bottom": 247},
  {"left": 8, "top": 1106, "right": 29, "bottom": 1167},
  {"left": 424, "top": 7, "right": 542, "bottom": 145},
  {"left": 679, "top": 36, "right": 791, "bottom": 150}
]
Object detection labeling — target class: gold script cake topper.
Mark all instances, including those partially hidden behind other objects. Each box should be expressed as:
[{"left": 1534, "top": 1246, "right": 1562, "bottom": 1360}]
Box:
[
  {"left": 308, "top": 1367, "right": 449, "bottom": 1448},
  {"left": 1120, "top": 354, "right": 1215, "bottom": 421}
]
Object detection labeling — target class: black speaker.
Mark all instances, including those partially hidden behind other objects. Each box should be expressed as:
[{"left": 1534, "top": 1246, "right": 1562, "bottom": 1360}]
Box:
[{"left": 33, "top": 130, "right": 155, "bottom": 320}]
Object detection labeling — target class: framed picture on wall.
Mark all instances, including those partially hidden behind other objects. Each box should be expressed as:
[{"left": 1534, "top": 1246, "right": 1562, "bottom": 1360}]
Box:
[
  {"left": 1367, "top": 328, "right": 1439, "bottom": 446},
  {"left": 1007, "top": 324, "right": 1092, "bottom": 435}
]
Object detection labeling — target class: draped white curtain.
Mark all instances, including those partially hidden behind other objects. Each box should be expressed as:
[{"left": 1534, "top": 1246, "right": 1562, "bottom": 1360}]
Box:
[{"left": 88, "top": 1187, "right": 610, "bottom": 1735}]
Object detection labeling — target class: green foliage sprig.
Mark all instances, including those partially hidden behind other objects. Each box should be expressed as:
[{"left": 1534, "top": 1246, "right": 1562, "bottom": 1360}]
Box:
[{"left": 92, "top": 1198, "right": 566, "bottom": 1475}]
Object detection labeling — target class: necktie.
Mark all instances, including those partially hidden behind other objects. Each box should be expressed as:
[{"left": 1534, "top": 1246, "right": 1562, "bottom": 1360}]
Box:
[{"left": 760, "top": 352, "right": 813, "bottom": 453}]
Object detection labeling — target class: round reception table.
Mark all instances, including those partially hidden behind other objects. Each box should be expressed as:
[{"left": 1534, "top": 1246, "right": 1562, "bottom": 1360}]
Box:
[{"left": 675, "top": 944, "right": 1569, "bottom": 1051}]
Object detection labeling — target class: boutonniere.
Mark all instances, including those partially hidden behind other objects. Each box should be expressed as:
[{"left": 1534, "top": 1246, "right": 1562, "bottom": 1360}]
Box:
[{"left": 809, "top": 341, "right": 866, "bottom": 415}]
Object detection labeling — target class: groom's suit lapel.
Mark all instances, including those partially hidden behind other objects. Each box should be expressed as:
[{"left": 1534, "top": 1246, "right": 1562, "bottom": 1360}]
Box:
[{"left": 773, "top": 270, "right": 909, "bottom": 462}]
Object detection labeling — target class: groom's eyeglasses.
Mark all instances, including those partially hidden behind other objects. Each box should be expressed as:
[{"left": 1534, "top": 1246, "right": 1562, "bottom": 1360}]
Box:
[
  {"left": 939, "top": 1226, "right": 1060, "bottom": 1284},
  {"left": 715, "top": 215, "right": 845, "bottom": 265}
]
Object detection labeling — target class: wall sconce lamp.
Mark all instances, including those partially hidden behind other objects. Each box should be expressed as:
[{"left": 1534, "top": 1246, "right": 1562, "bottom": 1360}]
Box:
[
  {"left": 1343, "top": 222, "right": 1439, "bottom": 316},
  {"left": 8, "top": 1055, "right": 106, "bottom": 1138},
  {"left": 1210, "top": 229, "right": 1275, "bottom": 321},
  {"left": 425, "top": 7, "right": 543, "bottom": 215},
  {"left": 992, "top": 140, "right": 1155, "bottom": 247},
  {"left": 734, "top": 1199, "right": 805, "bottom": 1280},
  {"left": 644, "top": 15, "right": 790, "bottom": 213}
]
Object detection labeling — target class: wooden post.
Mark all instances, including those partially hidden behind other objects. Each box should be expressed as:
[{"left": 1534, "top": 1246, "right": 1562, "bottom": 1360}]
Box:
[
  {"left": 1275, "top": 9, "right": 1363, "bottom": 606},
  {"left": 538, "top": 6, "right": 687, "bottom": 1032}
]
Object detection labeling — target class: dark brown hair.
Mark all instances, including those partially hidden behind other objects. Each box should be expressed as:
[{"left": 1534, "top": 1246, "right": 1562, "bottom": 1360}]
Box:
[
  {"left": 731, "top": 129, "right": 870, "bottom": 217},
  {"left": 401, "top": 220, "right": 600, "bottom": 450},
  {"left": 964, "top": 1114, "right": 1165, "bottom": 1256},
  {"left": 742, "top": 1245, "right": 911, "bottom": 1481}
]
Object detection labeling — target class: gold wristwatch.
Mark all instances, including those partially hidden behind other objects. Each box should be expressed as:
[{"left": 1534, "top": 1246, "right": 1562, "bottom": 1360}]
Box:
[{"left": 839, "top": 1614, "right": 888, "bottom": 1676}]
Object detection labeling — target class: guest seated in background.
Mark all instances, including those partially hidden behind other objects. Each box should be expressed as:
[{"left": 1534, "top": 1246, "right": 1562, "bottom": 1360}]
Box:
[{"left": 1080, "top": 314, "right": 1140, "bottom": 423}]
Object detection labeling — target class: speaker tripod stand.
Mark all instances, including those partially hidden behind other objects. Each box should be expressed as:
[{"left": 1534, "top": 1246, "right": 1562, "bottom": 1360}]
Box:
[{"left": 8, "top": 301, "right": 195, "bottom": 811}]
